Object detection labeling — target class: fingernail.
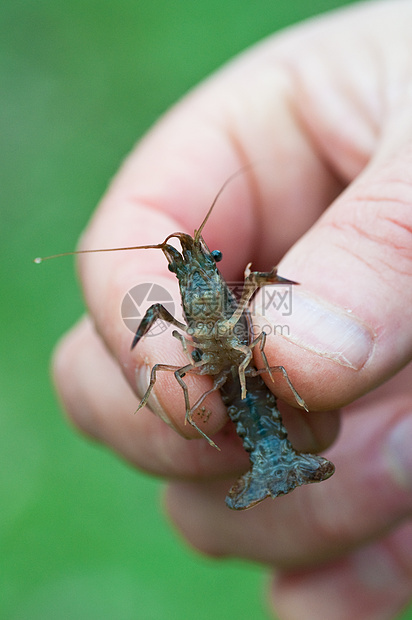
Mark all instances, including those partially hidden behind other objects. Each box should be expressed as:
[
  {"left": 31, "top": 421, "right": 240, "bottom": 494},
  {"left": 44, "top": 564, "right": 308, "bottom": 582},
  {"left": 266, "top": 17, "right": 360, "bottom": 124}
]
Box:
[
  {"left": 135, "top": 364, "right": 177, "bottom": 430},
  {"left": 254, "top": 288, "right": 375, "bottom": 370},
  {"left": 385, "top": 414, "right": 412, "bottom": 490}
]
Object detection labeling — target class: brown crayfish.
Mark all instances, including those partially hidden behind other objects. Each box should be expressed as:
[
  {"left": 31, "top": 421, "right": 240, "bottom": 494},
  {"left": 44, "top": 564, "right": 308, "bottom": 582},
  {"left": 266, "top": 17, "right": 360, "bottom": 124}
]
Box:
[{"left": 36, "top": 172, "right": 334, "bottom": 510}]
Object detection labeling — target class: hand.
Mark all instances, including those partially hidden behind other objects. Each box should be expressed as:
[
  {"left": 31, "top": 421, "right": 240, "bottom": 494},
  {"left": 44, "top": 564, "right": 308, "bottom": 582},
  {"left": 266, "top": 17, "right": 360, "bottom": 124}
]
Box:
[{"left": 53, "top": 1, "right": 412, "bottom": 618}]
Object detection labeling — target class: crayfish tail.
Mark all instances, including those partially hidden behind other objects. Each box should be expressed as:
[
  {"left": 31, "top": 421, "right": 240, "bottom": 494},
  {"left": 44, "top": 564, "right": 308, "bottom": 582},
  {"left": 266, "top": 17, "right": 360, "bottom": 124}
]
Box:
[{"left": 225, "top": 446, "right": 334, "bottom": 511}]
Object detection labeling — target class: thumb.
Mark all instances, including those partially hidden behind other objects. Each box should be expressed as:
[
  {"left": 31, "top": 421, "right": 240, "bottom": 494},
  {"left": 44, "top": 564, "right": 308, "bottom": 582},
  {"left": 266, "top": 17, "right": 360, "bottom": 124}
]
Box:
[{"left": 257, "top": 145, "right": 412, "bottom": 411}]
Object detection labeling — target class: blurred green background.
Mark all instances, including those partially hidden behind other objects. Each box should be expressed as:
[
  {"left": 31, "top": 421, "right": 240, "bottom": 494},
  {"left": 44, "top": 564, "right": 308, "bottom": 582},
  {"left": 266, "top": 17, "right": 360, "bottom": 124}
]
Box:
[{"left": 2, "top": 1, "right": 411, "bottom": 619}]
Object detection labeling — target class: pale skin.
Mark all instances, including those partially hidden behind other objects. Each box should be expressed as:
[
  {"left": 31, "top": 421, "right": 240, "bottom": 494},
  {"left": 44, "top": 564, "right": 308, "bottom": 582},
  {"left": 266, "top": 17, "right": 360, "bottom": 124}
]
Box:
[{"left": 53, "top": 2, "right": 412, "bottom": 618}]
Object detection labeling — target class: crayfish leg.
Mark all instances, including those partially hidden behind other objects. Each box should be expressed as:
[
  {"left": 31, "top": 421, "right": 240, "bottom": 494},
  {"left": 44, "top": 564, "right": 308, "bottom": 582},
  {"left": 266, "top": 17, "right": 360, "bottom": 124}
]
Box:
[
  {"left": 131, "top": 303, "right": 186, "bottom": 350},
  {"left": 233, "top": 344, "right": 253, "bottom": 401},
  {"left": 172, "top": 330, "right": 201, "bottom": 364},
  {"left": 225, "top": 266, "right": 292, "bottom": 333},
  {"left": 248, "top": 331, "right": 275, "bottom": 383},
  {"left": 188, "top": 372, "right": 229, "bottom": 415},
  {"left": 135, "top": 363, "right": 184, "bottom": 413},
  {"left": 248, "top": 365, "right": 308, "bottom": 411},
  {"left": 173, "top": 366, "right": 221, "bottom": 450}
]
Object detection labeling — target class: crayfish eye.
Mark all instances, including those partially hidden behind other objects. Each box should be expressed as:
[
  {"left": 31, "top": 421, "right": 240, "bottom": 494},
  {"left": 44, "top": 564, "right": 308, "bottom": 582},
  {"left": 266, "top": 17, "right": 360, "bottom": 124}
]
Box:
[
  {"left": 168, "top": 262, "right": 177, "bottom": 273},
  {"left": 211, "top": 249, "right": 222, "bottom": 263}
]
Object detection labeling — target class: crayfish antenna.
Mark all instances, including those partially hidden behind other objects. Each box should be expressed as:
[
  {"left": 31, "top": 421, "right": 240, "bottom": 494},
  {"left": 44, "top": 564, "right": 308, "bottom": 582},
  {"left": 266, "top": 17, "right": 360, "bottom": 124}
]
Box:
[
  {"left": 34, "top": 243, "right": 164, "bottom": 263},
  {"left": 194, "top": 162, "right": 256, "bottom": 242}
]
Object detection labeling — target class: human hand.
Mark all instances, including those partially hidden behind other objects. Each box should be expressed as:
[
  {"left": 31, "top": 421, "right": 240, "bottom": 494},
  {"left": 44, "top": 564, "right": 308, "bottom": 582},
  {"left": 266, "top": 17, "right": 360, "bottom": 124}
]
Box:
[{"left": 53, "top": 1, "right": 412, "bottom": 618}]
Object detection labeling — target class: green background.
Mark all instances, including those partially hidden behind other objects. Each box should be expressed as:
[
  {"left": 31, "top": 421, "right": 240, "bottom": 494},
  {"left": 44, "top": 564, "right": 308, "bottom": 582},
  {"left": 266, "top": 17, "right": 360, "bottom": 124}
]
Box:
[{"left": 2, "top": 1, "right": 411, "bottom": 619}]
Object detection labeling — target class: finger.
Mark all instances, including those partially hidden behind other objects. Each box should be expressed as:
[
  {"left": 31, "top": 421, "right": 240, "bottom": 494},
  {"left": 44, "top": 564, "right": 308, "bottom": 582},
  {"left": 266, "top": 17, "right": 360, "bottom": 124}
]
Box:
[
  {"left": 270, "top": 522, "right": 412, "bottom": 620},
  {"left": 165, "top": 379, "right": 412, "bottom": 566},
  {"left": 53, "top": 316, "right": 241, "bottom": 476},
  {"left": 53, "top": 316, "right": 338, "bottom": 476},
  {"left": 248, "top": 3, "right": 412, "bottom": 410},
  {"left": 256, "top": 142, "right": 412, "bottom": 410}
]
